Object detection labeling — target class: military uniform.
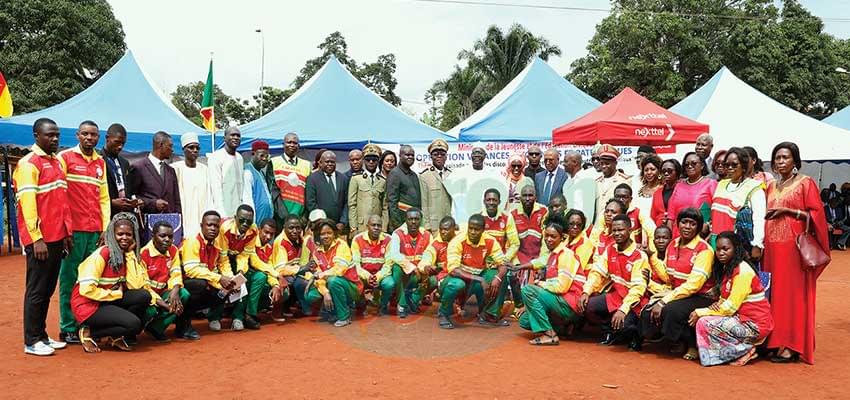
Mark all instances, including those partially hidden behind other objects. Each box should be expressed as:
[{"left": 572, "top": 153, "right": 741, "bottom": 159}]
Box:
[
  {"left": 419, "top": 139, "right": 452, "bottom": 234},
  {"left": 594, "top": 144, "right": 631, "bottom": 224},
  {"left": 348, "top": 144, "right": 387, "bottom": 234}
]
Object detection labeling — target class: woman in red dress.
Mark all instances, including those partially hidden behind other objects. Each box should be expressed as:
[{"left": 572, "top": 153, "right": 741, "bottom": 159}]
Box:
[{"left": 763, "top": 142, "right": 830, "bottom": 364}]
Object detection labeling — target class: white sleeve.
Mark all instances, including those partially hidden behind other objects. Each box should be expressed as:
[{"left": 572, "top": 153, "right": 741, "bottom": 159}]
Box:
[
  {"left": 242, "top": 170, "right": 255, "bottom": 210},
  {"left": 207, "top": 154, "right": 224, "bottom": 213},
  {"left": 750, "top": 188, "right": 766, "bottom": 248}
]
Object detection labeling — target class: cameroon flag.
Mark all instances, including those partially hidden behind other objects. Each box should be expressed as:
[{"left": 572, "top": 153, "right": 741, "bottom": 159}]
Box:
[
  {"left": 200, "top": 60, "right": 215, "bottom": 132},
  {"left": 0, "top": 71, "right": 12, "bottom": 118}
]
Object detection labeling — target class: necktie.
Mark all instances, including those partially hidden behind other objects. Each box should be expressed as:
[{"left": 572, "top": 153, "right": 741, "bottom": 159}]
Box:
[
  {"left": 159, "top": 160, "right": 166, "bottom": 177},
  {"left": 327, "top": 174, "right": 336, "bottom": 193},
  {"left": 543, "top": 172, "right": 554, "bottom": 201}
]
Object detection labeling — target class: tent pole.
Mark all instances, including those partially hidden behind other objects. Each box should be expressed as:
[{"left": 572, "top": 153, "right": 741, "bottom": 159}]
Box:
[{"left": 3, "top": 146, "right": 13, "bottom": 254}]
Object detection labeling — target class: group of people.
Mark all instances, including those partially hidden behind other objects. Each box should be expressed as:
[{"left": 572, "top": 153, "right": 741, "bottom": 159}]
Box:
[{"left": 15, "top": 118, "right": 831, "bottom": 368}]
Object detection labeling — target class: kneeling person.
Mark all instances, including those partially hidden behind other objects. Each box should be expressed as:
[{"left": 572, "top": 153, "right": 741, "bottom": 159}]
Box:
[
  {"left": 377, "top": 208, "right": 432, "bottom": 318},
  {"left": 182, "top": 211, "right": 236, "bottom": 332},
  {"left": 140, "top": 221, "right": 193, "bottom": 341},
  {"left": 350, "top": 215, "right": 391, "bottom": 315}
]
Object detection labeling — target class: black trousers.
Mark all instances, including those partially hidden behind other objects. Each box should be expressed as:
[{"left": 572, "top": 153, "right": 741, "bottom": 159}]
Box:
[
  {"left": 586, "top": 294, "right": 639, "bottom": 336},
  {"left": 639, "top": 295, "right": 714, "bottom": 346},
  {"left": 23, "top": 241, "right": 64, "bottom": 346},
  {"left": 183, "top": 278, "right": 224, "bottom": 314},
  {"left": 84, "top": 289, "right": 151, "bottom": 338}
]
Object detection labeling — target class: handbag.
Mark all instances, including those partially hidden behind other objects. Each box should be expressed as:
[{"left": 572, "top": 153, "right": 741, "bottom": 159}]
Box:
[
  {"left": 734, "top": 186, "right": 757, "bottom": 252},
  {"left": 796, "top": 214, "right": 831, "bottom": 270}
]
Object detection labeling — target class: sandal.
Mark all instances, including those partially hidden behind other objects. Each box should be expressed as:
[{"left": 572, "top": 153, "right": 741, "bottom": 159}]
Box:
[
  {"left": 770, "top": 350, "right": 800, "bottom": 363},
  {"left": 730, "top": 348, "right": 758, "bottom": 366},
  {"left": 478, "top": 315, "right": 511, "bottom": 327},
  {"left": 78, "top": 326, "right": 100, "bottom": 354},
  {"left": 682, "top": 348, "right": 699, "bottom": 361},
  {"left": 529, "top": 334, "right": 559, "bottom": 346},
  {"left": 108, "top": 336, "right": 133, "bottom": 352}
]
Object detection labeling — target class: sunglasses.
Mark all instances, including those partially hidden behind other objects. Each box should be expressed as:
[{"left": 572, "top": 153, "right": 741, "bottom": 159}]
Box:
[
  {"left": 684, "top": 161, "right": 701, "bottom": 167},
  {"left": 724, "top": 162, "right": 740, "bottom": 168}
]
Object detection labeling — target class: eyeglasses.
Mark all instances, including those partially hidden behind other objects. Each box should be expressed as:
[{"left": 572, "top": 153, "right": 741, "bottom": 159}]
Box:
[
  {"left": 724, "top": 162, "right": 740, "bottom": 168},
  {"left": 237, "top": 217, "right": 252, "bottom": 224},
  {"left": 684, "top": 161, "right": 701, "bottom": 167},
  {"left": 527, "top": 152, "right": 541, "bottom": 156},
  {"left": 511, "top": 164, "right": 522, "bottom": 168}
]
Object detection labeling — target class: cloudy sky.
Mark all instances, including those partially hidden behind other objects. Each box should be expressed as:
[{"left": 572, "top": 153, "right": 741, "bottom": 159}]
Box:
[{"left": 110, "top": 0, "right": 850, "bottom": 117}]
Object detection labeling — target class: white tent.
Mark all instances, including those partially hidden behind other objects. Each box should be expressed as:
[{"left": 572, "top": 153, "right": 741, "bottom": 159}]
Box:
[{"left": 671, "top": 67, "right": 850, "bottom": 162}]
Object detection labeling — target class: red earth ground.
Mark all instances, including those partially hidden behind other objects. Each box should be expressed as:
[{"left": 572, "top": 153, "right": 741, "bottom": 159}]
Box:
[{"left": 0, "top": 252, "right": 848, "bottom": 399}]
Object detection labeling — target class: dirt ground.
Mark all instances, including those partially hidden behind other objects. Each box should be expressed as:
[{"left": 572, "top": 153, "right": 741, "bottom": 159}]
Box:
[{"left": 1, "top": 252, "right": 848, "bottom": 400}]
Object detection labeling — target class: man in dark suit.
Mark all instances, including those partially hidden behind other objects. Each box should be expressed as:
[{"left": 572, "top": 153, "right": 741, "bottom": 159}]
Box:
[
  {"left": 306, "top": 151, "right": 349, "bottom": 231},
  {"left": 129, "top": 131, "right": 181, "bottom": 215},
  {"left": 534, "top": 148, "right": 568, "bottom": 205},
  {"left": 101, "top": 123, "right": 143, "bottom": 216}
]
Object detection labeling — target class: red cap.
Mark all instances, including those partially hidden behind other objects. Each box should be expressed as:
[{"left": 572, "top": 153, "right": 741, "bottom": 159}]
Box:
[{"left": 251, "top": 140, "right": 269, "bottom": 151}]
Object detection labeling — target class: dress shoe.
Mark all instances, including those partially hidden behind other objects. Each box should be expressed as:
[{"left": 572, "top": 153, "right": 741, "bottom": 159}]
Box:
[
  {"left": 59, "top": 331, "right": 81, "bottom": 345},
  {"left": 244, "top": 315, "right": 261, "bottom": 330},
  {"left": 628, "top": 336, "right": 643, "bottom": 351},
  {"left": 175, "top": 325, "right": 201, "bottom": 341},
  {"left": 598, "top": 333, "right": 615, "bottom": 345}
]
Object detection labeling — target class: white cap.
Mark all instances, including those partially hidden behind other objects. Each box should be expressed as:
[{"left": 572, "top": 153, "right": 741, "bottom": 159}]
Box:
[
  {"left": 308, "top": 209, "right": 327, "bottom": 222},
  {"left": 181, "top": 132, "right": 200, "bottom": 148}
]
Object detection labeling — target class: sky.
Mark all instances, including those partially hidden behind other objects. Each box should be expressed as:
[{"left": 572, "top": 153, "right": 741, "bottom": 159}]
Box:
[{"left": 109, "top": 0, "right": 850, "bottom": 118}]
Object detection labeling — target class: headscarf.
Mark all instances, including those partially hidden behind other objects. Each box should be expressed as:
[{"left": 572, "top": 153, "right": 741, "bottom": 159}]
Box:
[
  {"left": 506, "top": 153, "right": 527, "bottom": 183},
  {"left": 105, "top": 212, "right": 140, "bottom": 271}
]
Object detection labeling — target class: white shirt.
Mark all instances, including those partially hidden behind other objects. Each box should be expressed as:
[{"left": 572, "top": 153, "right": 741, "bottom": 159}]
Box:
[
  {"left": 207, "top": 149, "right": 244, "bottom": 216},
  {"left": 172, "top": 160, "right": 211, "bottom": 239},
  {"left": 563, "top": 168, "right": 597, "bottom": 224},
  {"left": 148, "top": 153, "right": 165, "bottom": 176}
]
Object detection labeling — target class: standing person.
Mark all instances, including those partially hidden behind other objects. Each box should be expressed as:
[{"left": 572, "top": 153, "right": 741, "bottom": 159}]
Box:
[
  {"left": 139, "top": 221, "right": 193, "bottom": 341},
  {"left": 348, "top": 144, "right": 386, "bottom": 234},
  {"left": 695, "top": 134, "right": 714, "bottom": 176},
  {"left": 711, "top": 150, "right": 728, "bottom": 180},
  {"left": 593, "top": 144, "right": 630, "bottom": 224},
  {"left": 386, "top": 145, "right": 421, "bottom": 232},
  {"left": 208, "top": 126, "right": 244, "bottom": 216},
  {"left": 635, "top": 154, "right": 662, "bottom": 221},
  {"left": 669, "top": 152, "right": 717, "bottom": 233},
  {"left": 641, "top": 208, "right": 715, "bottom": 360},
  {"left": 534, "top": 148, "right": 567, "bottom": 206},
  {"left": 445, "top": 146, "right": 505, "bottom": 226},
  {"left": 16, "top": 118, "right": 73, "bottom": 356},
  {"left": 306, "top": 151, "right": 349, "bottom": 230},
  {"left": 438, "top": 214, "right": 511, "bottom": 329},
  {"left": 181, "top": 211, "right": 236, "bottom": 332},
  {"left": 378, "top": 150, "right": 397, "bottom": 179},
  {"left": 690, "top": 232, "right": 773, "bottom": 367},
  {"left": 271, "top": 132, "right": 312, "bottom": 223},
  {"left": 172, "top": 133, "right": 210, "bottom": 240},
  {"left": 242, "top": 140, "right": 274, "bottom": 225},
  {"left": 130, "top": 131, "right": 181, "bottom": 214},
  {"left": 650, "top": 159, "right": 682, "bottom": 232},
  {"left": 72, "top": 213, "right": 153, "bottom": 353},
  {"left": 562, "top": 150, "right": 596, "bottom": 223},
  {"left": 763, "top": 142, "right": 830, "bottom": 364},
  {"left": 419, "top": 139, "right": 452, "bottom": 234},
  {"left": 377, "top": 209, "right": 433, "bottom": 318},
  {"left": 826, "top": 196, "right": 849, "bottom": 250},
  {"left": 578, "top": 213, "right": 648, "bottom": 350},
  {"left": 743, "top": 146, "right": 775, "bottom": 186},
  {"left": 505, "top": 154, "right": 534, "bottom": 207},
  {"left": 101, "top": 123, "right": 142, "bottom": 217},
  {"left": 632, "top": 145, "right": 656, "bottom": 190},
  {"left": 344, "top": 149, "right": 363, "bottom": 179},
  {"left": 523, "top": 146, "right": 544, "bottom": 178},
  {"left": 710, "top": 147, "right": 766, "bottom": 261},
  {"left": 56, "top": 120, "right": 111, "bottom": 345},
  {"left": 544, "top": 194, "right": 568, "bottom": 225},
  {"left": 514, "top": 218, "right": 585, "bottom": 345}
]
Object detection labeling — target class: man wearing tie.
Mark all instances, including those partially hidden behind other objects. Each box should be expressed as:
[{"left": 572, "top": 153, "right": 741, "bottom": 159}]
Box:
[
  {"left": 130, "top": 131, "right": 181, "bottom": 215},
  {"left": 306, "top": 151, "right": 349, "bottom": 232},
  {"left": 534, "top": 148, "right": 568, "bottom": 206}
]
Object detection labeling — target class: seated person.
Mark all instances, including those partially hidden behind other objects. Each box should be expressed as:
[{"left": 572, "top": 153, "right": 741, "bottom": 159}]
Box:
[
  {"left": 564, "top": 209, "right": 595, "bottom": 272},
  {"left": 588, "top": 199, "right": 627, "bottom": 262},
  {"left": 690, "top": 231, "right": 774, "bottom": 366},
  {"left": 253, "top": 218, "right": 289, "bottom": 322},
  {"left": 139, "top": 221, "right": 192, "bottom": 341},
  {"left": 350, "top": 215, "right": 391, "bottom": 315},
  {"left": 182, "top": 211, "right": 236, "bottom": 332},
  {"left": 419, "top": 216, "right": 458, "bottom": 305},
  {"left": 376, "top": 208, "right": 433, "bottom": 318},
  {"left": 513, "top": 216, "right": 586, "bottom": 346},
  {"left": 303, "top": 219, "right": 359, "bottom": 327},
  {"left": 578, "top": 213, "right": 649, "bottom": 351},
  {"left": 72, "top": 213, "right": 155, "bottom": 353},
  {"left": 438, "top": 214, "right": 511, "bottom": 329},
  {"left": 272, "top": 215, "right": 309, "bottom": 316}
]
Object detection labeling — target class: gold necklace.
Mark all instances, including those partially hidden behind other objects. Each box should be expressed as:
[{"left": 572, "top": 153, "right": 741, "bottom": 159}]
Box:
[{"left": 685, "top": 175, "right": 705, "bottom": 185}]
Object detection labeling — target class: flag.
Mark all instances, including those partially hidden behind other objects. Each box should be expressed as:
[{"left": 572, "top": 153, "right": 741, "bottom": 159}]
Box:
[
  {"left": 199, "top": 60, "right": 215, "bottom": 132},
  {"left": 0, "top": 71, "right": 13, "bottom": 118}
]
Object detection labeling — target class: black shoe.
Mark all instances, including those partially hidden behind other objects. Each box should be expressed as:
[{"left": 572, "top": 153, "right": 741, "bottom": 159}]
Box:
[
  {"left": 397, "top": 305, "right": 408, "bottom": 319},
  {"left": 59, "top": 331, "right": 81, "bottom": 345},
  {"left": 145, "top": 327, "right": 170, "bottom": 343},
  {"left": 244, "top": 315, "right": 261, "bottom": 330},
  {"left": 598, "top": 333, "right": 615, "bottom": 346},
  {"left": 627, "top": 336, "right": 643, "bottom": 351},
  {"left": 438, "top": 314, "right": 455, "bottom": 329},
  {"left": 125, "top": 335, "right": 138, "bottom": 346},
  {"left": 176, "top": 326, "right": 201, "bottom": 341},
  {"left": 377, "top": 306, "right": 389, "bottom": 316}
]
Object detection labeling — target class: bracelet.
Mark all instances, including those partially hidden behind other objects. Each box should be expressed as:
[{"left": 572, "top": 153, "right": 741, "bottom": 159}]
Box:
[{"left": 493, "top": 276, "right": 502, "bottom": 282}]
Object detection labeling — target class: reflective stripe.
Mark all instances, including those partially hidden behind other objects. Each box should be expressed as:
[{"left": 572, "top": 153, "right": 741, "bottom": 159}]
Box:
[
  {"left": 148, "top": 280, "right": 167, "bottom": 290},
  {"left": 361, "top": 257, "right": 385, "bottom": 264},
  {"left": 460, "top": 264, "right": 484, "bottom": 275},
  {"left": 609, "top": 274, "right": 629, "bottom": 287},
  {"left": 711, "top": 203, "right": 737, "bottom": 219},
  {"left": 518, "top": 230, "right": 542, "bottom": 239},
  {"left": 65, "top": 174, "right": 105, "bottom": 186},
  {"left": 744, "top": 292, "right": 766, "bottom": 302}
]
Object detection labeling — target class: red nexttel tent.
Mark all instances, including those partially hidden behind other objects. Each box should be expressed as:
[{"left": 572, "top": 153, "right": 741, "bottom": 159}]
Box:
[{"left": 552, "top": 87, "right": 709, "bottom": 146}]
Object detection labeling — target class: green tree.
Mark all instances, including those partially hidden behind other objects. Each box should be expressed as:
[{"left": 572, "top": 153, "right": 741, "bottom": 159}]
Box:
[
  {"left": 429, "top": 24, "right": 561, "bottom": 130},
  {"left": 290, "top": 32, "right": 401, "bottom": 106},
  {"left": 171, "top": 82, "right": 250, "bottom": 129},
  {"left": 246, "top": 86, "right": 289, "bottom": 120},
  {"left": 0, "top": 0, "right": 126, "bottom": 113}
]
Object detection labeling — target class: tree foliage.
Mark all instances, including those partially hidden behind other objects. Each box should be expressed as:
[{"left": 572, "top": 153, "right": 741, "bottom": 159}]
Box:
[
  {"left": 426, "top": 24, "right": 561, "bottom": 130},
  {"left": 569, "top": 0, "right": 850, "bottom": 117},
  {"left": 171, "top": 81, "right": 252, "bottom": 129},
  {"left": 0, "top": 0, "right": 126, "bottom": 113},
  {"left": 291, "top": 31, "right": 401, "bottom": 106}
]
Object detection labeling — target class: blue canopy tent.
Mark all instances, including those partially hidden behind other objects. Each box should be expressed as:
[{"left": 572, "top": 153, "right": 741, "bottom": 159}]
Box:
[
  {"left": 448, "top": 57, "right": 600, "bottom": 142},
  {"left": 0, "top": 50, "right": 211, "bottom": 155},
  {"left": 238, "top": 56, "right": 453, "bottom": 151},
  {"left": 823, "top": 104, "right": 850, "bottom": 130}
]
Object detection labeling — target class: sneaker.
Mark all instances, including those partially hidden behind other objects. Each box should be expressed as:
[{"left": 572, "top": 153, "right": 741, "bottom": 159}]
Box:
[
  {"left": 175, "top": 325, "right": 202, "bottom": 341},
  {"left": 244, "top": 315, "right": 261, "bottom": 330},
  {"left": 231, "top": 319, "right": 245, "bottom": 331},
  {"left": 24, "top": 341, "right": 55, "bottom": 356},
  {"left": 333, "top": 319, "right": 351, "bottom": 327},
  {"left": 397, "top": 305, "right": 408, "bottom": 319},
  {"left": 208, "top": 320, "right": 222, "bottom": 331},
  {"left": 42, "top": 337, "right": 67, "bottom": 350}
]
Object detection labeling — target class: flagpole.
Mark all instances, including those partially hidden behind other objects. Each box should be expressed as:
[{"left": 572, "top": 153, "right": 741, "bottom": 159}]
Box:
[{"left": 210, "top": 51, "right": 215, "bottom": 151}]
